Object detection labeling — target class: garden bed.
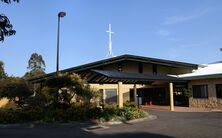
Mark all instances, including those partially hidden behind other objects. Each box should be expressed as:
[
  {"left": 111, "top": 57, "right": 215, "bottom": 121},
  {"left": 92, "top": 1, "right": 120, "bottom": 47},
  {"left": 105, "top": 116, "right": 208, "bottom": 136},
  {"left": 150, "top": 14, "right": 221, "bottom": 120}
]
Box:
[{"left": 0, "top": 104, "right": 148, "bottom": 124}]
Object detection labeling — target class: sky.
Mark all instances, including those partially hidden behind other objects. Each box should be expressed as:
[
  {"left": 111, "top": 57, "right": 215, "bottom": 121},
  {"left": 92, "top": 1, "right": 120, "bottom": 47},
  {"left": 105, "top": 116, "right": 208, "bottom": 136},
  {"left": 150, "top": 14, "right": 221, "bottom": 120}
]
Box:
[{"left": 1, "top": 0, "right": 222, "bottom": 77}]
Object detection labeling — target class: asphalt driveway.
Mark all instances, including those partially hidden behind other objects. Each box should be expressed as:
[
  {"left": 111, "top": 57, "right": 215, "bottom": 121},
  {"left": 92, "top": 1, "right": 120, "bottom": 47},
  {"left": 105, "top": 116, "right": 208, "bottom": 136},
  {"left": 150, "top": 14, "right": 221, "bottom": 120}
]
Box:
[{"left": 0, "top": 110, "right": 221, "bottom": 138}]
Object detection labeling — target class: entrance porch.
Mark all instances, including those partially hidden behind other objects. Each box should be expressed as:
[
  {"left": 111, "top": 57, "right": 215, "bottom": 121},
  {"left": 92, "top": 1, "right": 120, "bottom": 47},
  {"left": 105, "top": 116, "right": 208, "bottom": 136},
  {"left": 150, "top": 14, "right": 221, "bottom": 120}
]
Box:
[
  {"left": 129, "top": 82, "right": 189, "bottom": 107},
  {"left": 81, "top": 69, "right": 187, "bottom": 111}
]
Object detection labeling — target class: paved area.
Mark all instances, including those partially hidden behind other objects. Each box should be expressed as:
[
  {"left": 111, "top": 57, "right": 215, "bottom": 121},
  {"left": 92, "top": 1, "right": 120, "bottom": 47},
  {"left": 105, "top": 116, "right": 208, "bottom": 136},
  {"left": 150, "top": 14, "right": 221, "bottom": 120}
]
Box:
[
  {"left": 0, "top": 110, "right": 222, "bottom": 138},
  {"left": 142, "top": 105, "right": 222, "bottom": 112}
]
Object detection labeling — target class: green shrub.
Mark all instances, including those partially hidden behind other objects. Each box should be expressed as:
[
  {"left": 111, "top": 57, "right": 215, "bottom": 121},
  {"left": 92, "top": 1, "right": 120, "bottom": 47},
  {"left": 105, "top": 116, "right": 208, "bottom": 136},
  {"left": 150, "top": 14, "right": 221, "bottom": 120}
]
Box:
[
  {"left": 100, "top": 105, "right": 147, "bottom": 122},
  {"left": 85, "top": 107, "right": 102, "bottom": 119},
  {"left": 0, "top": 77, "right": 33, "bottom": 107},
  {"left": 0, "top": 107, "right": 43, "bottom": 124},
  {"left": 120, "top": 106, "right": 135, "bottom": 120},
  {"left": 0, "top": 103, "right": 147, "bottom": 124},
  {"left": 101, "top": 107, "right": 119, "bottom": 121}
]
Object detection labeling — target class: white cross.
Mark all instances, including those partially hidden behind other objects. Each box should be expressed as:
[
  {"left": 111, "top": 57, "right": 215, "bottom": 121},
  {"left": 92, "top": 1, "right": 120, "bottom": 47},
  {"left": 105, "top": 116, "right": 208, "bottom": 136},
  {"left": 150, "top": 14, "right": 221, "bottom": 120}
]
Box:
[{"left": 106, "top": 24, "right": 114, "bottom": 58}]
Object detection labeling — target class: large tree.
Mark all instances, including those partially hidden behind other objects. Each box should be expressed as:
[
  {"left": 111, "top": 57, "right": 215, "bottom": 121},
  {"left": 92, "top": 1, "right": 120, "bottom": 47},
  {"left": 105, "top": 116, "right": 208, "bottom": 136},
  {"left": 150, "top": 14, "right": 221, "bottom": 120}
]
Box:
[
  {"left": 42, "top": 73, "right": 100, "bottom": 109},
  {"left": 0, "top": 77, "right": 33, "bottom": 107},
  {"left": 27, "top": 53, "right": 45, "bottom": 72},
  {"left": 0, "top": 0, "right": 19, "bottom": 42},
  {"left": 24, "top": 53, "right": 46, "bottom": 78}
]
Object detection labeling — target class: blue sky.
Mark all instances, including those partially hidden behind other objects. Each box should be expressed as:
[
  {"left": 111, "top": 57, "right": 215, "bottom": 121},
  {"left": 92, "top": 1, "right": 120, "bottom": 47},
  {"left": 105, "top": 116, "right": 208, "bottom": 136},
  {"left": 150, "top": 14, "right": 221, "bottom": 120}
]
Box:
[{"left": 1, "top": 0, "right": 222, "bottom": 77}]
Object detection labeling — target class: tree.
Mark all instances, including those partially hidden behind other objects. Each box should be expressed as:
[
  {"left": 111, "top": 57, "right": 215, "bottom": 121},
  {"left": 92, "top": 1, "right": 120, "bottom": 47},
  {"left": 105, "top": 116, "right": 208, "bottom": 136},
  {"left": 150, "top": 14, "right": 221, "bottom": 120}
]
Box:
[
  {"left": 0, "top": 77, "right": 33, "bottom": 107},
  {"left": 0, "top": 61, "right": 6, "bottom": 79},
  {"left": 43, "top": 73, "right": 74, "bottom": 109},
  {"left": 41, "top": 73, "right": 100, "bottom": 109},
  {"left": 24, "top": 53, "right": 46, "bottom": 78},
  {"left": 69, "top": 74, "right": 101, "bottom": 107},
  {"left": 1, "top": 0, "right": 19, "bottom": 3},
  {"left": 0, "top": 0, "right": 19, "bottom": 42}
]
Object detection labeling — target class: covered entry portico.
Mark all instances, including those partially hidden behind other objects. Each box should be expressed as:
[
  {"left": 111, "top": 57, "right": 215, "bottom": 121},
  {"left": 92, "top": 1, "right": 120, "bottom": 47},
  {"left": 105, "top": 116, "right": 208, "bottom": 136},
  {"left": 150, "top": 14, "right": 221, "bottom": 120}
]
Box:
[{"left": 80, "top": 69, "right": 186, "bottom": 111}]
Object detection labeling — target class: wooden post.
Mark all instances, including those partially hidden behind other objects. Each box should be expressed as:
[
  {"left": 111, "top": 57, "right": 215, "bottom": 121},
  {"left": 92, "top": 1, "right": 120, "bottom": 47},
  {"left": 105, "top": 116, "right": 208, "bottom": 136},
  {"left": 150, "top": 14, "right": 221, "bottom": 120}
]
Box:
[
  {"left": 169, "top": 82, "right": 174, "bottom": 111},
  {"left": 133, "top": 84, "right": 137, "bottom": 104},
  {"left": 118, "top": 81, "right": 123, "bottom": 108},
  {"left": 102, "top": 89, "right": 106, "bottom": 104}
]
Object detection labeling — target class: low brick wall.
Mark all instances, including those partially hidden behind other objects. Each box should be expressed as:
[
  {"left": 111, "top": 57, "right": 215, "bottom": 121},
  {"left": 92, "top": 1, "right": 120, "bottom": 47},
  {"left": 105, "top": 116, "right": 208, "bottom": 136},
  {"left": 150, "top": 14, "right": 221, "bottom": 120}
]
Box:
[{"left": 189, "top": 97, "right": 222, "bottom": 109}]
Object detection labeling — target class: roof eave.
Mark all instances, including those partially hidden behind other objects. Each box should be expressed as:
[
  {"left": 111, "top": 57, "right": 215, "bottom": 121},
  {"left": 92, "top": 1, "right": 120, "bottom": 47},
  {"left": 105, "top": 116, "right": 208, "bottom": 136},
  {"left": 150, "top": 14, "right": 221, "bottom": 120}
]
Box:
[{"left": 181, "top": 74, "right": 222, "bottom": 80}]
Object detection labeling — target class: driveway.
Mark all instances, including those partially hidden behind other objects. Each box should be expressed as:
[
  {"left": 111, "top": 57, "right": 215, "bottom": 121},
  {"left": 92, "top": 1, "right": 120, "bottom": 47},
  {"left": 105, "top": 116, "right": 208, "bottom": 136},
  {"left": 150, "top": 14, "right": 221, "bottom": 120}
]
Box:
[{"left": 0, "top": 110, "right": 222, "bottom": 138}]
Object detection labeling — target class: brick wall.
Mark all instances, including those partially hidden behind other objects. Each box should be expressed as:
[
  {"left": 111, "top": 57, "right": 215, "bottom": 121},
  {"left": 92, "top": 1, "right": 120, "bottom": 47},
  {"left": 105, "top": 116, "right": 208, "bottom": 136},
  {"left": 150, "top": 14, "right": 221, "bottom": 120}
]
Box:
[{"left": 188, "top": 79, "right": 222, "bottom": 109}]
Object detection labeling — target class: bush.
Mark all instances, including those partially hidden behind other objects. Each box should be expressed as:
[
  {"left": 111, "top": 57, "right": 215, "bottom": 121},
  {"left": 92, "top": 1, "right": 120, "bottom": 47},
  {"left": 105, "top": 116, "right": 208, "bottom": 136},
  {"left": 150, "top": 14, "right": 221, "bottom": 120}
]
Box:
[
  {"left": 118, "top": 105, "right": 146, "bottom": 120},
  {"left": 0, "top": 107, "right": 43, "bottom": 123},
  {"left": 102, "top": 107, "right": 120, "bottom": 121},
  {"left": 0, "top": 104, "right": 147, "bottom": 124},
  {"left": 100, "top": 104, "right": 147, "bottom": 122},
  {"left": 0, "top": 73, "right": 104, "bottom": 124},
  {"left": 0, "top": 77, "right": 33, "bottom": 107}
]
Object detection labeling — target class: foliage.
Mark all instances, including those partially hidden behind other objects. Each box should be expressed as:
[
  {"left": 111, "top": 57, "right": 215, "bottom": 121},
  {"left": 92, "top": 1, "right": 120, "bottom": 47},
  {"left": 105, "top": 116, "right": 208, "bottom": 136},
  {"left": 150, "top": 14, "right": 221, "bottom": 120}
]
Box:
[
  {"left": 182, "top": 88, "right": 193, "bottom": 98},
  {"left": 45, "top": 74, "right": 73, "bottom": 88},
  {"left": 23, "top": 70, "right": 45, "bottom": 79},
  {"left": 0, "top": 14, "right": 16, "bottom": 42},
  {"left": 0, "top": 61, "right": 7, "bottom": 79},
  {"left": 0, "top": 0, "right": 19, "bottom": 41},
  {"left": 0, "top": 103, "right": 147, "bottom": 124},
  {"left": 0, "top": 108, "right": 43, "bottom": 124},
  {"left": 0, "top": 73, "right": 146, "bottom": 124},
  {"left": 0, "top": 77, "right": 33, "bottom": 107},
  {"left": 101, "top": 104, "right": 147, "bottom": 122},
  {"left": 39, "top": 87, "right": 58, "bottom": 107},
  {"left": 24, "top": 92, "right": 47, "bottom": 109},
  {"left": 0, "top": 105, "right": 103, "bottom": 123},
  {"left": 69, "top": 74, "right": 101, "bottom": 107},
  {"left": 1, "top": 0, "right": 19, "bottom": 3},
  {"left": 119, "top": 104, "right": 146, "bottom": 120},
  {"left": 42, "top": 73, "right": 100, "bottom": 109},
  {"left": 23, "top": 53, "right": 46, "bottom": 79},
  {"left": 43, "top": 74, "right": 74, "bottom": 109},
  {"left": 27, "top": 53, "right": 45, "bottom": 73},
  {"left": 2, "top": 101, "right": 17, "bottom": 110}
]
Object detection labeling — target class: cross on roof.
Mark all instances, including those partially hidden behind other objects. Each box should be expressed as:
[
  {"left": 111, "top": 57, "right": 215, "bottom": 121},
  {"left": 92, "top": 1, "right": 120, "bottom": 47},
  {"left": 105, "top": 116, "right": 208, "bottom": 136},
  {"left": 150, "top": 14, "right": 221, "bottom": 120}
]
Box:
[{"left": 106, "top": 24, "right": 114, "bottom": 58}]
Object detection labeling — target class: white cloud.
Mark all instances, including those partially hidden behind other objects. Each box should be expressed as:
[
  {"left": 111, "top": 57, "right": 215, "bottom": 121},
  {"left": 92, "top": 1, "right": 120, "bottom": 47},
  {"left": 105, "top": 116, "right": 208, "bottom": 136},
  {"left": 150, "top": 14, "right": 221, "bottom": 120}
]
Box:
[{"left": 164, "top": 8, "right": 211, "bottom": 25}]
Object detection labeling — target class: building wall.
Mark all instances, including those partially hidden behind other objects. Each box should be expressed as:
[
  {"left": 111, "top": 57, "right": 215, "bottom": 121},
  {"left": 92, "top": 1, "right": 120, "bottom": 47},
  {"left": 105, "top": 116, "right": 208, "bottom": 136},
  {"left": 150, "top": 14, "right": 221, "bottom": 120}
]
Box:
[
  {"left": 90, "top": 84, "right": 145, "bottom": 103},
  {"left": 188, "top": 79, "right": 222, "bottom": 109},
  {"left": 122, "top": 61, "right": 139, "bottom": 73},
  {"left": 170, "top": 67, "right": 193, "bottom": 75},
  {"left": 98, "top": 60, "right": 193, "bottom": 75},
  {"left": 143, "top": 64, "right": 153, "bottom": 74},
  {"left": 157, "top": 65, "right": 171, "bottom": 74}
]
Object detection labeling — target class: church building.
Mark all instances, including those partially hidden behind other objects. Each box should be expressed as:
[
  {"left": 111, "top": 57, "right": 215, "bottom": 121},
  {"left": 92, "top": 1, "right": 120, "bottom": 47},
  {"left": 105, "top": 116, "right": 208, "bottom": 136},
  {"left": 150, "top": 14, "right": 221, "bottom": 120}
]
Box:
[{"left": 28, "top": 54, "right": 222, "bottom": 110}]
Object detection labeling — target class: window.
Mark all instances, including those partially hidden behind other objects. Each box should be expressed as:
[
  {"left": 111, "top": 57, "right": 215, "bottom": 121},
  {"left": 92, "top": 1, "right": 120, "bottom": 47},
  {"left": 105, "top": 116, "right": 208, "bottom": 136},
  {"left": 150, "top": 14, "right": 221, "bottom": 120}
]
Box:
[
  {"left": 138, "top": 63, "right": 143, "bottom": 73},
  {"left": 192, "top": 85, "right": 208, "bottom": 98},
  {"left": 105, "top": 89, "right": 117, "bottom": 104},
  {"left": 216, "top": 84, "right": 222, "bottom": 98},
  {"left": 152, "top": 64, "right": 157, "bottom": 75}
]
